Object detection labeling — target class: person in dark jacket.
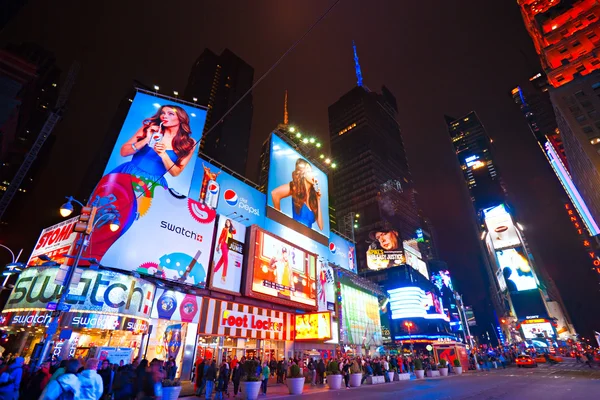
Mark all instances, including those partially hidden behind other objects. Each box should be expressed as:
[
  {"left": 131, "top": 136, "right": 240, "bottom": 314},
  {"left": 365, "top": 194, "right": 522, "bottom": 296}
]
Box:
[
  {"left": 204, "top": 361, "right": 217, "bottom": 400},
  {"left": 112, "top": 364, "right": 135, "bottom": 400},
  {"left": 195, "top": 359, "right": 205, "bottom": 396},
  {"left": 98, "top": 359, "right": 114, "bottom": 399},
  {"left": 23, "top": 361, "right": 51, "bottom": 400},
  {"left": 316, "top": 359, "right": 326, "bottom": 385},
  {"left": 231, "top": 363, "right": 242, "bottom": 396},
  {"left": 269, "top": 359, "right": 277, "bottom": 377}
]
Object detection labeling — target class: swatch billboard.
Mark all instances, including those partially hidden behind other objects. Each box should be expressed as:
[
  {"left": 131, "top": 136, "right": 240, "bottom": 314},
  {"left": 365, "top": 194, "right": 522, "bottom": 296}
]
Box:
[
  {"left": 189, "top": 158, "right": 265, "bottom": 227},
  {"left": 209, "top": 215, "right": 247, "bottom": 295},
  {"left": 328, "top": 232, "right": 356, "bottom": 273},
  {"left": 103, "top": 91, "right": 207, "bottom": 197},
  {"left": 245, "top": 226, "right": 317, "bottom": 310},
  {"left": 82, "top": 174, "right": 217, "bottom": 288},
  {"left": 267, "top": 134, "right": 330, "bottom": 238}
]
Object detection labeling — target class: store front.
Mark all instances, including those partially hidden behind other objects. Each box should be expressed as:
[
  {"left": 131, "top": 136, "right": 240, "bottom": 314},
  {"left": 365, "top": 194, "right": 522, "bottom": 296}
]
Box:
[
  {"left": 195, "top": 298, "right": 294, "bottom": 365},
  {"left": 293, "top": 312, "right": 338, "bottom": 361},
  {"left": 0, "top": 267, "right": 154, "bottom": 364}
]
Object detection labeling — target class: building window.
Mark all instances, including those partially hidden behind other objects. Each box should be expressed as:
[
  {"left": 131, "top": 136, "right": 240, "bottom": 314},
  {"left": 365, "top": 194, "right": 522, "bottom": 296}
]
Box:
[
  {"left": 559, "top": 47, "right": 568, "bottom": 54},
  {"left": 576, "top": 65, "right": 586, "bottom": 73},
  {"left": 583, "top": 125, "right": 594, "bottom": 134},
  {"left": 576, "top": 114, "right": 588, "bottom": 123},
  {"left": 587, "top": 14, "right": 596, "bottom": 21},
  {"left": 573, "top": 41, "right": 582, "bottom": 47},
  {"left": 575, "top": 90, "right": 586, "bottom": 98},
  {"left": 588, "top": 32, "right": 598, "bottom": 39},
  {"left": 589, "top": 110, "right": 599, "bottom": 119},
  {"left": 590, "top": 137, "right": 600, "bottom": 145},
  {"left": 556, "top": 75, "right": 565, "bottom": 82},
  {"left": 592, "top": 59, "right": 600, "bottom": 66}
]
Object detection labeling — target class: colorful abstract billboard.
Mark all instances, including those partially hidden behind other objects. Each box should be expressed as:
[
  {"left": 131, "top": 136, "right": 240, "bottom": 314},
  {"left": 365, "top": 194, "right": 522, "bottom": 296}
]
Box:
[
  {"left": 103, "top": 91, "right": 207, "bottom": 197},
  {"left": 209, "top": 215, "right": 247, "bottom": 295},
  {"left": 340, "top": 284, "right": 382, "bottom": 346},
  {"left": 387, "top": 286, "right": 449, "bottom": 322},
  {"left": 26, "top": 217, "right": 78, "bottom": 266},
  {"left": 366, "top": 227, "right": 405, "bottom": 270},
  {"left": 483, "top": 204, "right": 521, "bottom": 250},
  {"left": 495, "top": 247, "right": 537, "bottom": 292},
  {"left": 245, "top": 227, "right": 317, "bottom": 310},
  {"left": 82, "top": 174, "right": 217, "bottom": 288},
  {"left": 328, "top": 232, "right": 356, "bottom": 273},
  {"left": 189, "top": 158, "right": 265, "bottom": 227},
  {"left": 267, "top": 134, "right": 330, "bottom": 237},
  {"left": 295, "top": 312, "right": 332, "bottom": 341}
]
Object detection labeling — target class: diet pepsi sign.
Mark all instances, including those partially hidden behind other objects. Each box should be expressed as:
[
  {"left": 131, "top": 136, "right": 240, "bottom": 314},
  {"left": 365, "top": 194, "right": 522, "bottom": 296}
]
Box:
[
  {"left": 328, "top": 232, "right": 357, "bottom": 273},
  {"left": 190, "top": 158, "right": 266, "bottom": 227}
]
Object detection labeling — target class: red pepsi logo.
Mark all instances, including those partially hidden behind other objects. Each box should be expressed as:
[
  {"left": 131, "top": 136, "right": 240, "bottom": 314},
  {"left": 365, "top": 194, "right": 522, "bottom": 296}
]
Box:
[
  {"left": 329, "top": 242, "right": 336, "bottom": 254},
  {"left": 208, "top": 183, "right": 219, "bottom": 194},
  {"left": 224, "top": 189, "right": 238, "bottom": 206}
]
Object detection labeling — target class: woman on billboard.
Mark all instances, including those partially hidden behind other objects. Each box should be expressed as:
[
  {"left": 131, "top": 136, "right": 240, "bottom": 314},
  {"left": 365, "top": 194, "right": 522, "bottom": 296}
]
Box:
[
  {"left": 111, "top": 105, "right": 196, "bottom": 187},
  {"left": 271, "top": 158, "right": 323, "bottom": 230},
  {"left": 213, "top": 219, "right": 236, "bottom": 283}
]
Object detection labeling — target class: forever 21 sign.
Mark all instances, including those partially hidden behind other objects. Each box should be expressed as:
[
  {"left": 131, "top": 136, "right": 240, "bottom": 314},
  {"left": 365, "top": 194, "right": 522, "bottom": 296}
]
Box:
[{"left": 4, "top": 267, "right": 155, "bottom": 319}]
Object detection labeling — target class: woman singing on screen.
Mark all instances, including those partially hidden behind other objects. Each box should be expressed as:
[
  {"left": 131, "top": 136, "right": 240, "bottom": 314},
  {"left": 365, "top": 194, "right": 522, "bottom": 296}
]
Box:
[
  {"left": 112, "top": 105, "right": 196, "bottom": 187},
  {"left": 270, "top": 158, "right": 323, "bottom": 230},
  {"left": 213, "top": 219, "right": 236, "bottom": 283}
]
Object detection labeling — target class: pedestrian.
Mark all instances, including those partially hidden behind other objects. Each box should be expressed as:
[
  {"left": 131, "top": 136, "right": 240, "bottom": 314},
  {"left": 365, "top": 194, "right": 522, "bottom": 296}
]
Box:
[
  {"left": 97, "top": 359, "right": 114, "bottom": 400},
  {"left": 78, "top": 358, "right": 104, "bottom": 400},
  {"left": 138, "top": 359, "right": 163, "bottom": 400},
  {"left": 360, "top": 362, "right": 373, "bottom": 385},
  {"left": 316, "top": 359, "right": 325, "bottom": 385},
  {"left": 166, "top": 358, "right": 177, "bottom": 380},
  {"left": 205, "top": 361, "right": 217, "bottom": 400},
  {"left": 39, "top": 359, "right": 81, "bottom": 400},
  {"left": 261, "top": 361, "right": 270, "bottom": 395},
  {"left": 215, "top": 363, "right": 227, "bottom": 400},
  {"left": 231, "top": 363, "right": 242, "bottom": 397},
  {"left": 276, "top": 359, "right": 284, "bottom": 384},
  {"left": 585, "top": 351, "right": 594, "bottom": 368},
  {"left": 382, "top": 357, "right": 390, "bottom": 382},
  {"left": 307, "top": 358, "right": 316, "bottom": 386},
  {"left": 23, "top": 361, "right": 51, "bottom": 400},
  {"left": 269, "top": 358, "right": 277, "bottom": 378},
  {"left": 195, "top": 358, "right": 206, "bottom": 396},
  {"left": 111, "top": 363, "right": 136, "bottom": 400},
  {"left": 498, "top": 354, "right": 507, "bottom": 369},
  {"left": 342, "top": 361, "right": 351, "bottom": 388},
  {"left": 0, "top": 357, "right": 24, "bottom": 400}
]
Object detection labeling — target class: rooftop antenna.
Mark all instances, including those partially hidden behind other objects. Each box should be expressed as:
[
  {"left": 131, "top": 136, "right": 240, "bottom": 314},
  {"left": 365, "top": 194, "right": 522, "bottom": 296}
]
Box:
[
  {"left": 283, "top": 90, "right": 289, "bottom": 126},
  {"left": 353, "top": 40, "right": 363, "bottom": 87}
]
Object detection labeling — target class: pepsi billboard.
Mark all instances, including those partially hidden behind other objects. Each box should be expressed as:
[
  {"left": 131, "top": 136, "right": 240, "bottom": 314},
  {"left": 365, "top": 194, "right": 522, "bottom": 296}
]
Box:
[
  {"left": 189, "top": 158, "right": 266, "bottom": 227},
  {"left": 328, "top": 232, "right": 357, "bottom": 273}
]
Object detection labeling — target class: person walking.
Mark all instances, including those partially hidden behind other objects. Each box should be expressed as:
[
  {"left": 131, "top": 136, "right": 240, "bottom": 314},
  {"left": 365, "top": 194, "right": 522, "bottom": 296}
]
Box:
[
  {"left": 260, "top": 361, "right": 270, "bottom": 395},
  {"left": 342, "top": 361, "right": 351, "bottom": 389},
  {"left": 0, "top": 357, "right": 24, "bottom": 400},
  {"left": 316, "top": 359, "right": 325, "bottom": 385},
  {"left": 195, "top": 358, "right": 206, "bottom": 396},
  {"left": 39, "top": 359, "right": 81, "bottom": 400},
  {"left": 78, "top": 359, "right": 104, "bottom": 400},
  {"left": 205, "top": 361, "right": 217, "bottom": 400},
  {"left": 98, "top": 359, "right": 114, "bottom": 400},
  {"left": 23, "top": 361, "right": 51, "bottom": 400},
  {"left": 111, "top": 364, "right": 136, "bottom": 400},
  {"left": 231, "top": 363, "right": 242, "bottom": 397},
  {"left": 307, "top": 359, "right": 316, "bottom": 386}
]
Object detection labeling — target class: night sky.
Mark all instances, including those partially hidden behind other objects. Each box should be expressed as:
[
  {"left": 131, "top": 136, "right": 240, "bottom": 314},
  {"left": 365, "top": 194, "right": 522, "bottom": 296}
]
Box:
[{"left": 2, "top": 0, "right": 599, "bottom": 338}]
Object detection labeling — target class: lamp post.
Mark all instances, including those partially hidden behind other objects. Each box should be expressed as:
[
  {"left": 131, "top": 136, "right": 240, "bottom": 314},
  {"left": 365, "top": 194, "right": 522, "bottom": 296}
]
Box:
[
  {"left": 0, "top": 244, "right": 24, "bottom": 288},
  {"left": 455, "top": 292, "right": 478, "bottom": 369},
  {"left": 404, "top": 321, "right": 414, "bottom": 356},
  {"left": 36, "top": 196, "right": 120, "bottom": 367}
]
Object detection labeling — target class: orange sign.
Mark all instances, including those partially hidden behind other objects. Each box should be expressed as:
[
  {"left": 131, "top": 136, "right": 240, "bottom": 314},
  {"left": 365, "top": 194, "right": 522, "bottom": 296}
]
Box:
[{"left": 295, "top": 312, "right": 332, "bottom": 341}]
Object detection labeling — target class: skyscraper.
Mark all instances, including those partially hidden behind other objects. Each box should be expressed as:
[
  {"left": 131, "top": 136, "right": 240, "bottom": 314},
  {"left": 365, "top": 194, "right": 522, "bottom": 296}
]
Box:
[
  {"left": 184, "top": 48, "right": 254, "bottom": 176},
  {"left": 328, "top": 45, "right": 418, "bottom": 272}
]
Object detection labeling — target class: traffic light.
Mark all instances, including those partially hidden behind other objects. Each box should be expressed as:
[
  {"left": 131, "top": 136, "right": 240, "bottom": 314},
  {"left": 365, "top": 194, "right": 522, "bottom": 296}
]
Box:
[{"left": 73, "top": 206, "right": 97, "bottom": 235}]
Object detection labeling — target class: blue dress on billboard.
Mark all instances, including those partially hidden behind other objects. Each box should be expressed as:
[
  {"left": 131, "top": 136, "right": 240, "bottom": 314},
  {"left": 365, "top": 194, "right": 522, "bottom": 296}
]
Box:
[
  {"left": 110, "top": 145, "right": 178, "bottom": 187},
  {"left": 293, "top": 203, "right": 316, "bottom": 228}
]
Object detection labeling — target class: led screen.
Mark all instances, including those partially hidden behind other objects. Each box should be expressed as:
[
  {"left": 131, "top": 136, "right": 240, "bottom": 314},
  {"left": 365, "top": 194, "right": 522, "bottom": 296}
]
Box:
[
  {"left": 366, "top": 227, "right": 405, "bottom": 270},
  {"left": 317, "top": 261, "right": 335, "bottom": 312},
  {"left": 484, "top": 204, "right": 521, "bottom": 250},
  {"left": 431, "top": 270, "right": 454, "bottom": 294},
  {"left": 209, "top": 215, "right": 247, "bottom": 295},
  {"left": 510, "top": 289, "right": 548, "bottom": 320},
  {"left": 403, "top": 240, "right": 428, "bottom": 278},
  {"left": 328, "top": 232, "right": 357, "bottom": 273},
  {"left": 267, "top": 134, "right": 330, "bottom": 237},
  {"left": 246, "top": 227, "right": 317, "bottom": 309},
  {"left": 387, "top": 286, "right": 448, "bottom": 322},
  {"left": 103, "top": 91, "right": 207, "bottom": 197},
  {"left": 521, "top": 322, "right": 555, "bottom": 339},
  {"left": 340, "top": 284, "right": 382, "bottom": 346},
  {"left": 188, "top": 158, "right": 266, "bottom": 227},
  {"left": 295, "top": 312, "right": 332, "bottom": 340},
  {"left": 496, "top": 248, "right": 537, "bottom": 292}
]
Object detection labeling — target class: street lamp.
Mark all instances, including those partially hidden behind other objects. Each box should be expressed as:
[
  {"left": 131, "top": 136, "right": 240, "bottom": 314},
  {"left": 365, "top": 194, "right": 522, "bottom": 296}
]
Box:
[
  {"left": 0, "top": 244, "right": 24, "bottom": 288},
  {"left": 404, "top": 321, "right": 414, "bottom": 356},
  {"left": 37, "top": 196, "right": 120, "bottom": 366}
]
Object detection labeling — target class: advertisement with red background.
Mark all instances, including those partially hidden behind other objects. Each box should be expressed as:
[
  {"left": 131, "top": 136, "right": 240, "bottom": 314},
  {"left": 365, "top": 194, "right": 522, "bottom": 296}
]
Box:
[
  {"left": 27, "top": 217, "right": 78, "bottom": 266},
  {"left": 244, "top": 226, "right": 317, "bottom": 310}
]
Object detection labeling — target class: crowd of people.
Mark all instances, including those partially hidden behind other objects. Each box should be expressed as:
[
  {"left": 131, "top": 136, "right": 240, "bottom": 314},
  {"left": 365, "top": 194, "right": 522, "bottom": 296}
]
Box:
[{"left": 0, "top": 354, "right": 179, "bottom": 400}]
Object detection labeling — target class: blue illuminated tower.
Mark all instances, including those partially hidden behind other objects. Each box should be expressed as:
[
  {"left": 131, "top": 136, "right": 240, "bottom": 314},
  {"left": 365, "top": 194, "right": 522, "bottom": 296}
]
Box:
[{"left": 352, "top": 41, "right": 363, "bottom": 87}]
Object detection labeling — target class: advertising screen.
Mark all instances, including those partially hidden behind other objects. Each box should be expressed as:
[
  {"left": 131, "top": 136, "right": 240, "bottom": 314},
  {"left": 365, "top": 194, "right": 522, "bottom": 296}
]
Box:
[
  {"left": 189, "top": 158, "right": 265, "bottom": 227},
  {"left": 484, "top": 204, "right": 521, "bottom": 250},
  {"left": 510, "top": 289, "right": 548, "bottom": 320},
  {"left": 26, "top": 217, "right": 78, "bottom": 266},
  {"left": 209, "top": 215, "right": 247, "bottom": 295},
  {"left": 83, "top": 176, "right": 217, "bottom": 288},
  {"left": 317, "top": 260, "right": 336, "bottom": 312},
  {"left": 151, "top": 289, "right": 203, "bottom": 323},
  {"left": 295, "top": 312, "right": 332, "bottom": 340},
  {"left": 340, "top": 284, "right": 382, "bottom": 346},
  {"left": 430, "top": 270, "right": 454, "bottom": 294},
  {"left": 521, "top": 321, "right": 555, "bottom": 339},
  {"left": 4, "top": 267, "right": 155, "bottom": 318},
  {"left": 267, "top": 134, "right": 330, "bottom": 237},
  {"left": 103, "top": 91, "right": 207, "bottom": 197},
  {"left": 246, "top": 227, "right": 317, "bottom": 309},
  {"left": 328, "top": 232, "right": 356, "bottom": 273},
  {"left": 388, "top": 286, "right": 449, "bottom": 322},
  {"left": 495, "top": 247, "right": 537, "bottom": 292},
  {"left": 403, "top": 240, "right": 428, "bottom": 278},
  {"left": 366, "top": 227, "right": 405, "bottom": 270}
]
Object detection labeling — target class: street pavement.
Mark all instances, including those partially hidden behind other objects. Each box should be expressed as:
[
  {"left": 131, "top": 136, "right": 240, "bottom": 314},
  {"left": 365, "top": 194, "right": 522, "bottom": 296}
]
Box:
[{"left": 184, "top": 361, "right": 600, "bottom": 400}]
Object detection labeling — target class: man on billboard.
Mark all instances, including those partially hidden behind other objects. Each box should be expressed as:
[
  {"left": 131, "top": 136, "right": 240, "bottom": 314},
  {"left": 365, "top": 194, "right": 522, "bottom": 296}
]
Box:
[
  {"left": 271, "top": 158, "right": 324, "bottom": 231},
  {"left": 366, "top": 228, "right": 405, "bottom": 270}
]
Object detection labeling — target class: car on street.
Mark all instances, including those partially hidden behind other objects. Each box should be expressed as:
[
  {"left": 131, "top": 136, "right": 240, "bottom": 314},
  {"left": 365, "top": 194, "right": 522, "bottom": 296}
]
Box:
[
  {"left": 535, "top": 354, "right": 563, "bottom": 363},
  {"left": 516, "top": 355, "right": 538, "bottom": 368}
]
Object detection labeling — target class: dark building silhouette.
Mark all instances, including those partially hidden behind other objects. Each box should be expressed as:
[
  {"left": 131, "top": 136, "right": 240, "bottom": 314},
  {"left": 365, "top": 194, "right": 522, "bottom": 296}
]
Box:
[{"left": 184, "top": 48, "right": 254, "bottom": 176}]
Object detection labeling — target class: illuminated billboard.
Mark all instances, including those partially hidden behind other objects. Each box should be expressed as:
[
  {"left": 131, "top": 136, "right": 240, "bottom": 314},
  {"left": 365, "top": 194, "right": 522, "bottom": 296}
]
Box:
[
  {"left": 521, "top": 321, "right": 555, "bottom": 339},
  {"left": 495, "top": 247, "right": 537, "bottom": 292},
  {"left": 328, "top": 232, "right": 357, "bottom": 273},
  {"left": 209, "top": 215, "right": 247, "bottom": 295},
  {"left": 387, "top": 286, "right": 449, "bottom": 322},
  {"left": 317, "top": 260, "right": 335, "bottom": 312},
  {"left": 103, "top": 91, "right": 207, "bottom": 197},
  {"left": 340, "top": 284, "right": 382, "bottom": 346},
  {"left": 295, "top": 312, "right": 332, "bottom": 341},
  {"left": 403, "top": 240, "right": 428, "bottom": 278},
  {"left": 366, "top": 228, "right": 405, "bottom": 270},
  {"left": 245, "top": 227, "right": 317, "bottom": 310},
  {"left": 484, "top": 204, "right": 521, "bottom": 250},
  {"left": 83, "top": 176, "right": 217, "bottom": 288},
  {"left": 430, "top": 270, "right": 454, "bottom": 294},
  {"left": 267, "top": 134, "right": 330, "bottom": 237},
  {"left": 26, "top": 217, "right": 78, "bottom": 266},
  {"left": 189, "top": 158, "right": 265, "bottom": 227}
]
